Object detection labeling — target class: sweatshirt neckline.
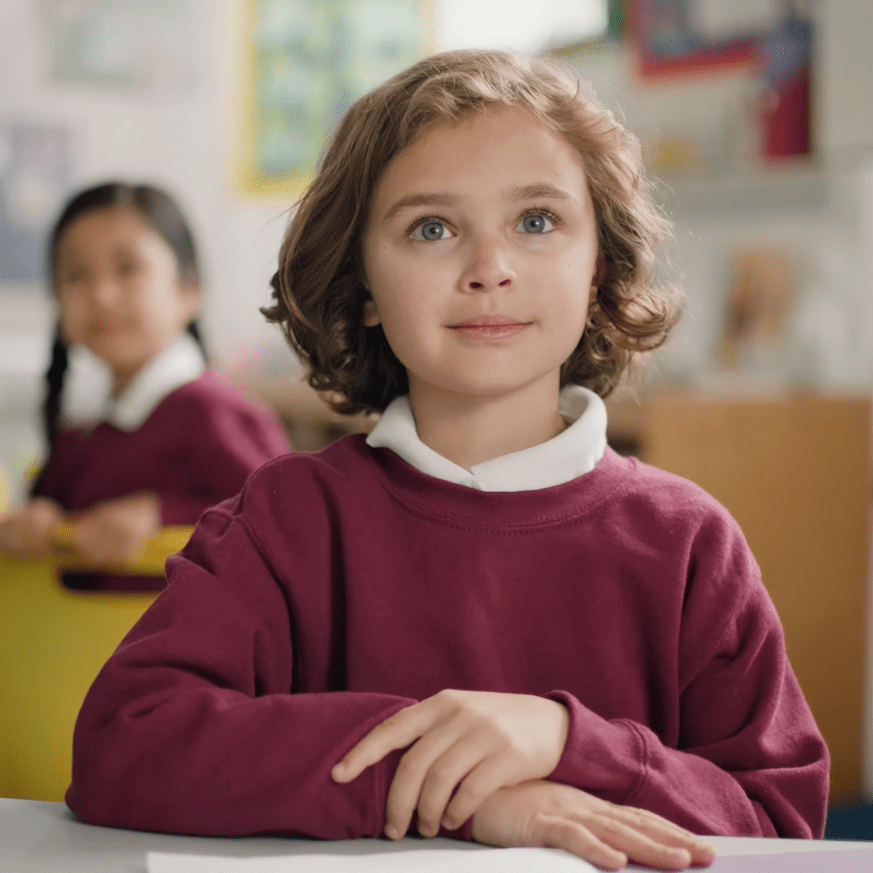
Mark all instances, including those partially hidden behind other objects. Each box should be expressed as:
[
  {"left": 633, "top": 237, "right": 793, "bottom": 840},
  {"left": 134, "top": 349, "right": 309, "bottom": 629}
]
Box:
[
  {"left": 366, "top": 439, "right": 632, "bottom": 530},
  {"left": 365, "top": 386, "right": 607, "bottom": 492}
]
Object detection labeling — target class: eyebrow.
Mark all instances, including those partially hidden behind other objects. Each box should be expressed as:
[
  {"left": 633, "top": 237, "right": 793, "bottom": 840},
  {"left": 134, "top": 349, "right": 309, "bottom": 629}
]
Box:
[{"left": 381, "top": 183, "right": 577, "bottom": 223}]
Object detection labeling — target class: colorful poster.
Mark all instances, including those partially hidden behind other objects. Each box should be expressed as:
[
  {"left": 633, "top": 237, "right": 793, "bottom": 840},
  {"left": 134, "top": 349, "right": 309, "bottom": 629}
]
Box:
[
  {"left": 240, "top": 0, "right": 429, "bottom": 198},
  {"left": 631, "top": 0, "right": 777, "bottom": 78}
]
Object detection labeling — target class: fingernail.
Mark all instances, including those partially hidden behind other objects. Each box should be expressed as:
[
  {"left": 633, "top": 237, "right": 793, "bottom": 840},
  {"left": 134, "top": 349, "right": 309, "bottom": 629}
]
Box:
[
  {"left": 419, "top": 823, "right": 436, "bottom": 838},
  {"left": 385, "top": 824, "right": 400, "bottom": 840},
  {"left": 330, "top": 762, "right": 346, "bottom": 780},
  {"left": 442, "top": 817, "right": 456, "bottom": 831}
]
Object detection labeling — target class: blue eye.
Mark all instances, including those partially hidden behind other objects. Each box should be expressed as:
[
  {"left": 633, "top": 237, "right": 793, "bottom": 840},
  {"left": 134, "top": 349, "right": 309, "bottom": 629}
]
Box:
[
  {"left": 519, "top": 212, "right": 555, "bottom": 233},
  {"left": 411, "top": 219, "right": 451, "bottom": 241}
]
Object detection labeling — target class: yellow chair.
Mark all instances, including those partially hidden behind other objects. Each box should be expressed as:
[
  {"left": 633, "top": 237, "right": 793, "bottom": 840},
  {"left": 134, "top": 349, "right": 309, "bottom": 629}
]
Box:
[{"left": 0, "top": 526, "right": 193, "bottom": 801}]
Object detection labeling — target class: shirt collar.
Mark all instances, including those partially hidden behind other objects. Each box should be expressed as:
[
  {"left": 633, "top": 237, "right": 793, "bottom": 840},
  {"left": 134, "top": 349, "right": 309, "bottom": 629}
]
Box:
[
  {"left": 366, "top": 385, "right": 607, "bottom": 491},
  {"left": 60, "top": 334, "right": 206, "bottom": 432}
]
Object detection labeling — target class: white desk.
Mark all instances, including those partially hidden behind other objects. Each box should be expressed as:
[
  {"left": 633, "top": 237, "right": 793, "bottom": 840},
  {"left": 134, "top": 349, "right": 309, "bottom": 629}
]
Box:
[{"left": 2, "top": 798, "right": 872, "bottom": 872}]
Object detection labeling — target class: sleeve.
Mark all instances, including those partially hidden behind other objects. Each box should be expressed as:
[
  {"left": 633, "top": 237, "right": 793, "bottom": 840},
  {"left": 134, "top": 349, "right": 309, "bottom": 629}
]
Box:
[
  {"left": 65, "top": 502, "right": 416, "bottom": 840},
  {"left": 156, "top": 399, "right": 293, "bottom": 525},
  {"left": 545, "top": 513, "right": 829, "bottom": 839},
  {"left": 29, "top": 446, "right": 64, "bottom": 502}
]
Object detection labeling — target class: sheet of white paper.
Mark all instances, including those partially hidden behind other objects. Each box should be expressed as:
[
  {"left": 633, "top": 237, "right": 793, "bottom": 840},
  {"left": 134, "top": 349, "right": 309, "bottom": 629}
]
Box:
[
  {"left": 708, "top": 846, "right": 873, "bottom": 872},
  {"left": 147, "top": 846, "right": 597, "bottom": 873}
]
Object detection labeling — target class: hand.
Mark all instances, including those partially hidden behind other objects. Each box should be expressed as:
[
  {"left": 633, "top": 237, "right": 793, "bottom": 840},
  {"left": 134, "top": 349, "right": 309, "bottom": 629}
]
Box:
[
  {"left": 332, "top": 689, "right": 569, "bottom": 840},
  {"left": 472, "top": 780, "right": 717, "bottom": 872},
  {"left": 73, "top": 492, "right": 161, "bottom": 564},
  {"left": 0, "top": 498, "right": 66, "bottom": 556}
]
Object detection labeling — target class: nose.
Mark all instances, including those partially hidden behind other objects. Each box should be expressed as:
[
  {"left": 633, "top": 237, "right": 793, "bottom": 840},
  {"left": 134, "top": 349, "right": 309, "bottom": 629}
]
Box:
[
  {"left": 86, "top": 275, "right": 118, "bottom": 308},
  {"left": 459, "top": 234, "right": 516, "bottom": 293}
]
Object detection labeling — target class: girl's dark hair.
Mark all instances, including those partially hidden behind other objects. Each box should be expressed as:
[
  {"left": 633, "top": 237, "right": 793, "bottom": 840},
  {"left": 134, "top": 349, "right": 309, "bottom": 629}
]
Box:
[
  {"left": 41, "top": 181, "right": 205, "bottom": 448},
  {"left": 264, "top": 48, "right": 682, "bottom": 416}
]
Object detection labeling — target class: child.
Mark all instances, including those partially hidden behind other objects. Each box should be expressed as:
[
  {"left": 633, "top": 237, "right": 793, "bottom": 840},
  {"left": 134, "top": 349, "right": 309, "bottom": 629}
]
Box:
[
  {"left": 65, "top": 52, "right": 828, "bottom": 869},
  {"left": 0, "top": 182, "right": 291, "bottom": 588}
]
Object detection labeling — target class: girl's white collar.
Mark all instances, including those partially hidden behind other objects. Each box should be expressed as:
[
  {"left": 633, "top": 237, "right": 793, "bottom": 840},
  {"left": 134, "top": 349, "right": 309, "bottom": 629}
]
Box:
[
  {"left": 366, "top": 385, "right": 608, "bottom": 492},
  {"left": 59, "top": 334, "right": 205, "bottom": 432}
]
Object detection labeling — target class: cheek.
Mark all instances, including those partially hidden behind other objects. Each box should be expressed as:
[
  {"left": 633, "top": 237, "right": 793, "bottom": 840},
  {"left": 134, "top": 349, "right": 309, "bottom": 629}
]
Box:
[{"left": 57, "top": 295, "right": 84, "bottom": 336}]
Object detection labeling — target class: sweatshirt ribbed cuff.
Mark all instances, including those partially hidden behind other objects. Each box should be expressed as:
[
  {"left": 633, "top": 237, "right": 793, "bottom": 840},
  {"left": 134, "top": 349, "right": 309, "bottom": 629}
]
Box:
[{"left": 545, "top": 690, "right": 644, "bottom": 804}]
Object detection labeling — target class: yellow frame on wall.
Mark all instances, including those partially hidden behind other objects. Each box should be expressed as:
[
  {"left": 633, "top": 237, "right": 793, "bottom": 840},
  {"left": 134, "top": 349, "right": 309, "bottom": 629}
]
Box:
[{"left": 237, "top": 0, "right": 434, "bottom": 200}]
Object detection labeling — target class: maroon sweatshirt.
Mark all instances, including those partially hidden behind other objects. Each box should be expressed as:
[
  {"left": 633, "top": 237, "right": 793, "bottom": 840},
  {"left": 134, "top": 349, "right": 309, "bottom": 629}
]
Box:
[
  {"left": 35, "top": 370, "right": 291, "bottom": 588},
  {"left": 66, "top": 436, "right": 828, "bottom": 840}
]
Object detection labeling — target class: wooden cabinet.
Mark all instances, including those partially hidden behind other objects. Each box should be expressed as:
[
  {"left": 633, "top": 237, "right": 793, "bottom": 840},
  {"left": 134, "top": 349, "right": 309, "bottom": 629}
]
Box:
[{"left": 640, "top": 391, "right": 871, "bottom": 803}]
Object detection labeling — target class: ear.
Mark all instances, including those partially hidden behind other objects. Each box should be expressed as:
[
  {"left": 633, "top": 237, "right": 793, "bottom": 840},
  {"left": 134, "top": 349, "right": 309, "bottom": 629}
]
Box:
[{"left": 362, "top": 298, "right": 381, "bottom": 327}]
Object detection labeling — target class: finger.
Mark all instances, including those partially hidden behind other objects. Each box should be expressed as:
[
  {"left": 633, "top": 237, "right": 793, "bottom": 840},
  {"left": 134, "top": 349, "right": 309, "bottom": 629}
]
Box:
[
  {"left": 538, "top": 817, "right": 628, "bottom": 871},
  {"left": 585, "top": 815, "right": 696, "bottom": 871},
  {"left": 332, "top": 702, "right": 430, "bottom": 783},
  {"left": 75, "top": 526, "right": 108, "bottom": 562},
  {"left": 415, "top": 735, "right": 493, "bottom": 837},
  {"left": 605, "top": 802, "right": 708, "bottom": 847},
  {"left": 610, "top": 807, "right": 716, "bottom": 866},
  {"left": 384, "top": 718, "right": 469, "bottom": 838},
  {"left": 78, "top": 532, "right": 123, "bottom": 565},
  {"left": 77, "top": 524, "right": 129, "bottom": 564},
  {"left": 441, "top": 753, "right": 517, "bottom": 831}
]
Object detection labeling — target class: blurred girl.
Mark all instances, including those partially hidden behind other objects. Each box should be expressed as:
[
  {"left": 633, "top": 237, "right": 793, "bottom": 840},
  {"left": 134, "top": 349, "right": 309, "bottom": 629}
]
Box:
[
  {"left": 0, "top": 182, "right": 291, "bottom": 587},
  {"left": 67, "top": 53, "right": 826, "bottom": 869}
]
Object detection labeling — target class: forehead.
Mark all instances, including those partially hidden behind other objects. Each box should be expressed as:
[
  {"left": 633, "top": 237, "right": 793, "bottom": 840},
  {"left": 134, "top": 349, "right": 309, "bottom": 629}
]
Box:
[
  {"left": 368, "top": 105, "right": 590, "bottom": 217},
  {"left": 56, "top": 207, "right": 166, "bottom": 259}
]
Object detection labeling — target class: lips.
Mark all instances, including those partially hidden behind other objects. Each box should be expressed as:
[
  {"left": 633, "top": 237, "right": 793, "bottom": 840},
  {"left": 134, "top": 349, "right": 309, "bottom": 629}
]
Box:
[
  {"left": 448, "top": 314, "right": 531, "bottom": 341},
  {"left": 92, "top": 321, "right": 126, "bottom": 335}
]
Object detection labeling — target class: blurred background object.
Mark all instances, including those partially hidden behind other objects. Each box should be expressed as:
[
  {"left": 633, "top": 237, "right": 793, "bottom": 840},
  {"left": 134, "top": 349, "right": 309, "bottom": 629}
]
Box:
[
  {"left": 1, "top": 0, "right": 872, "bottom": 834},
  {"left": 0, "top": 525, "right": 193, "bottom": 801}
]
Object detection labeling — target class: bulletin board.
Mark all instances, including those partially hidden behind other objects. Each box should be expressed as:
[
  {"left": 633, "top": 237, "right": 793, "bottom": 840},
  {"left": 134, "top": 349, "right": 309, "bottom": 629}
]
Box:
[{"left": 238, "top": 0, "right": 431, "bottom": 200}]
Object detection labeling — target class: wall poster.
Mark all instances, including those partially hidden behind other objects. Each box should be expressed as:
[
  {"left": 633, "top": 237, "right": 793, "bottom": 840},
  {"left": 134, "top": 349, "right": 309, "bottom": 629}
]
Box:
[
  {"left": 630, "top": 0, "right": 781, "bottom": 79},
  {"left": 239, "top": 0, "right": 430, "bottom": 199}
]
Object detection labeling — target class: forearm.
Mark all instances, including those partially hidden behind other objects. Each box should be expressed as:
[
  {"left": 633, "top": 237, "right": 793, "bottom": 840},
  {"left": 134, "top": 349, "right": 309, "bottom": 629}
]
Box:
[
  {"left": 545, "top": 691, "right": 828, "bottom": 838},
  {"left": 68, "top": 675, "right": 413, "bottom": 838},
  {"left": 66, "top": 514, "right": 414, "bottom": 839}
]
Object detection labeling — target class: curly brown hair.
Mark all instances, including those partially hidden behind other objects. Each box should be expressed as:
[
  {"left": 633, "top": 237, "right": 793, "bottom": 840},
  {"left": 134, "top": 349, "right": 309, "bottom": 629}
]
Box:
[{"left": 264, "top": 49, "right": 681, "bottom": 415}]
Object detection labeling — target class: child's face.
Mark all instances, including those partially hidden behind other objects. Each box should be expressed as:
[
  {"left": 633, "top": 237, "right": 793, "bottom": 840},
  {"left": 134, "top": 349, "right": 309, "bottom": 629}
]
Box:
[
  {"left": 55, "top": 206, "right": 200, "bottom": 388},
  {"left": 361, "top": 105, "right": 600, "bottom": 409}
]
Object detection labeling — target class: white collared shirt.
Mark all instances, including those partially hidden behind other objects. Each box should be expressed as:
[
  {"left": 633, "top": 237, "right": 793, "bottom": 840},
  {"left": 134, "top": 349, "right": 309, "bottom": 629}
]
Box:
[
  {"left": 60, "top": 334, "right": 206, "bottom": 432},
  {"left": 366, "top": 385, "right": 608, "bottom": 492}
]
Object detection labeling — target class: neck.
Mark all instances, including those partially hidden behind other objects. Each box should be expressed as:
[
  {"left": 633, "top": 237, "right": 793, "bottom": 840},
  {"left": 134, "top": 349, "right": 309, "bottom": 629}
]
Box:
[
  {"left": 111, "top": 367, "right": 139, "bottom": 399},
  {"left": 408, "top": 378, "right": 567, "bottom": 470}
]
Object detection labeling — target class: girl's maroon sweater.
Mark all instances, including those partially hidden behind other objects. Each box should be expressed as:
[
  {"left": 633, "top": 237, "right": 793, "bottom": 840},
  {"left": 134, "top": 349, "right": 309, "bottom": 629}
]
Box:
[
  {"left": 34, "top": 370, "right": 291, "bottom": 588},
  {"left": 66, "top": 437, "right": 828, "bottom": 840}
]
